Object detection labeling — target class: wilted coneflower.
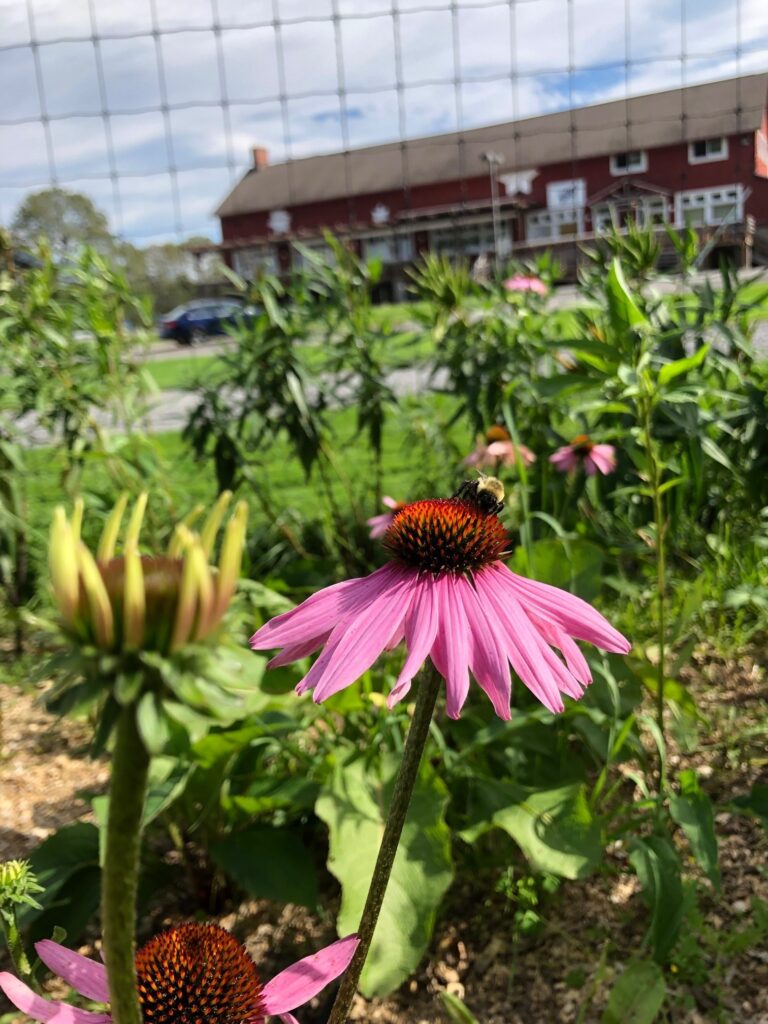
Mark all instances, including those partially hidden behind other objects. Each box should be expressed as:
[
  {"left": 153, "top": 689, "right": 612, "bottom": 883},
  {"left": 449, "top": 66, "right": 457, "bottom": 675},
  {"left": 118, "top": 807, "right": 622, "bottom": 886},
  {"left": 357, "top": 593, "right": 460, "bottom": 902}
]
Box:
[
  {"left": 0, "top": 924, "right": 358, "bottom": 1024},
  {"left": 550, "top": 435, "right": 617, "bottom": 477},
  {"left": 366, "top": 495, "right": 406, "bottom": 540},
  {"left": 464, "top": 425, "right": 536, "bottom": 472},
  {"left": 251, "top": 478, "right": 629, "bottom": 719}
]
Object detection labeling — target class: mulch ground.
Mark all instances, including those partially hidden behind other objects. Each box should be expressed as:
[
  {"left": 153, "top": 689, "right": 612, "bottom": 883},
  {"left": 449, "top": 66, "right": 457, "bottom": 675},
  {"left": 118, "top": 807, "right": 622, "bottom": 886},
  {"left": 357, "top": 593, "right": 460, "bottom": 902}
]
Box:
[{"left": 1, "top": 648, "right": 767, "bottom": 1023}]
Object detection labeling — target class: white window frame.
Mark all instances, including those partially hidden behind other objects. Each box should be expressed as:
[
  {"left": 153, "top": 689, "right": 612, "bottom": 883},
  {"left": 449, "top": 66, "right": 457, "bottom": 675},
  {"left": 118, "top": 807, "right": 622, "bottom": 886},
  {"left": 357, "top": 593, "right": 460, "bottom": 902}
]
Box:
[
  {"left": 688, "top": 137, "right": 728, "bottom": 165},
  {"left": 362, "top": 234, "right": 414, "bottom": 265},
  {"left": 609, "top": 150, "right": 648, "bottom": 176},
  {"left": 526, "top": 207, "right": 585, "bottom": 241},
  {"left": 674, "top": 184, "right": 743, "bottom": 228}
]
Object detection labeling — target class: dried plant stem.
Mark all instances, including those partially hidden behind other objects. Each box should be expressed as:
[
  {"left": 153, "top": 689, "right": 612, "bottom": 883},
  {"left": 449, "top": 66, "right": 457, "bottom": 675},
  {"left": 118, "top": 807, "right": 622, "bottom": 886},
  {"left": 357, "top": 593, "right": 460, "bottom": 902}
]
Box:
[{"left": 327, "top": 661, "right": 442, "bottom": 1024}]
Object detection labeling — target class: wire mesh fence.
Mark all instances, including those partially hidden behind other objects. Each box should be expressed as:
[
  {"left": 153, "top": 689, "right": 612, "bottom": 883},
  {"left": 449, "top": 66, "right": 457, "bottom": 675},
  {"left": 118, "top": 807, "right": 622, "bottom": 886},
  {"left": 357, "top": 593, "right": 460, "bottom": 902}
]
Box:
[{"left": 1, "top": 0, "right": 767, "bottom": 244}]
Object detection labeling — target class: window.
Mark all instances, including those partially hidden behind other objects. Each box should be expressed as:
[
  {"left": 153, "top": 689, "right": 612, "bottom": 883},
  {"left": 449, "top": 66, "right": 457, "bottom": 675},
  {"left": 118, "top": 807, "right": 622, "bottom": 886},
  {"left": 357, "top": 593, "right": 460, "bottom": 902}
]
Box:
[
  {"left": 688, "top": 137, "right": 727, "bottom": 164},
  {"left": 526, "top": 207, "right": 585, "bottom": 241},
  {"left": 675, "top": 185, "right": 743, "bottom": 227},
  {"left": 362, "top": 234, "right": 414, "bottom": 264},
  {"left": 591, "top": 197, "right": 669, "bottom": 234},
  {"left": 609, "top": 150, "right": 648, "bottom": 175},
  {"left": 429, "top": 221, "right": 504, "bottom": 257},
  {"left": 232, "top": 247, "right": 277, "bottom": 278}
]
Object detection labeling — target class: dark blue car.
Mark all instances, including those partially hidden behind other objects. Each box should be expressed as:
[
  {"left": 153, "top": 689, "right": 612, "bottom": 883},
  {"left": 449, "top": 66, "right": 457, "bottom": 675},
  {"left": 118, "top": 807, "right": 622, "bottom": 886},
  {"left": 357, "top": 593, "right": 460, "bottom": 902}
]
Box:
[{"left": 159, "top": 299, "right": 253, "bottom": 345}]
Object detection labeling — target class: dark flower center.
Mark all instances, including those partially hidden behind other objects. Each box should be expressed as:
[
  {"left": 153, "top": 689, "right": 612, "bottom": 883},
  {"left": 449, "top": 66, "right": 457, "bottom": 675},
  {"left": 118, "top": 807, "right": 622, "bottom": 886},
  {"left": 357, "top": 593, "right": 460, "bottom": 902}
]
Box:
[
  {"left": 570, "top": 434, "right": 594, "bottom": 454},
  {"left": 135, "top": 923, "right": 266, "bottom": 1024},
  {"left": 384, "top": 498, "right": 508, "bottom": 574},
  {"left": 485, "top": 425, "right": 510, "bottom": 443}
]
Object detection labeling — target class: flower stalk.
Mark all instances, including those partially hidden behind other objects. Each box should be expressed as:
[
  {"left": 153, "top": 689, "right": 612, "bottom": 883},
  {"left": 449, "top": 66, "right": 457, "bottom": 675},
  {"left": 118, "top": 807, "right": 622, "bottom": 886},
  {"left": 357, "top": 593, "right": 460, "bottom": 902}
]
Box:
[
  {"left": 327, "top": 661, "right": 442, "bottom": 1024},
  {"left": 101, "top": 705, "right": 150, "bottom": 1024}
]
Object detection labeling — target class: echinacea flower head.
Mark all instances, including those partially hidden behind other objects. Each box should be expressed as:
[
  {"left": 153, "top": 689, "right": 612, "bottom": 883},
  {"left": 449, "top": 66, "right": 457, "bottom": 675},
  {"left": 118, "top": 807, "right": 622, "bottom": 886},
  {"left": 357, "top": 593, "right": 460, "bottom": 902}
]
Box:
[
  {"left": 464, "top": 425, "right": 536, "bottom": 471},
  {"left": 504, "top": 274, "right": 547, "bottom": 295},
  {"left": 0, "top": 924, "right": 359, "bottom": 1024},
  {"left": 251, "top": 480, "right": 629, "bottom": 719},
  {"left": 367, "top": 496, "right": 406, "bottom": 540},
  {"left": 49, "top": 492, "right": 248, "bottom": 655},
  {"left": 549, "top": 435, "right": 617, "bottom": 477}
]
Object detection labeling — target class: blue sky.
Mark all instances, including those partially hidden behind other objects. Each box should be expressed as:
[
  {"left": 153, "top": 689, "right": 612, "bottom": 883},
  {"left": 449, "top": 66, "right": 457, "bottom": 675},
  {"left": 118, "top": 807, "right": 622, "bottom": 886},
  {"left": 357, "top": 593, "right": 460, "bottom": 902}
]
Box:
[{"left": 1, "top": 0, "right": 766, "bottom": 244}]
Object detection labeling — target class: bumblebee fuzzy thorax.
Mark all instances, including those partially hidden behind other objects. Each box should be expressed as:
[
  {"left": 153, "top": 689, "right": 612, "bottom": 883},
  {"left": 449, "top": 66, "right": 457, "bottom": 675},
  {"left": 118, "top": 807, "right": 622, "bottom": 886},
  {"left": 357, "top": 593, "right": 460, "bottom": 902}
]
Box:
[{"left": 452, "top": 474, "right": 505, "bottom": 517}]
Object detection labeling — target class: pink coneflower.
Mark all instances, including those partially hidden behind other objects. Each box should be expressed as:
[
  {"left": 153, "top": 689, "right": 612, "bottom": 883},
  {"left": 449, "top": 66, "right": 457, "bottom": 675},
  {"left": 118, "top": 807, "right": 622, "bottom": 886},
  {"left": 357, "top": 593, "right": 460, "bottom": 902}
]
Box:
[
  {"left": 464, "top": 425, "right": 536, "bottom": 471},
  {"left": 0, "top": 924, "right": 358, "bottom": 1024},
  {"left": 251, "top": 483, "right": 629, "bottom": 719},
  {"left": 504, "top": 274, "right": 547, "bottom": 295},
  {"left": 367, "top": 496, "right": 406, "bottom": 540},
  {"left": 550, "top": 435, "right": 617, "bottom": 476}
]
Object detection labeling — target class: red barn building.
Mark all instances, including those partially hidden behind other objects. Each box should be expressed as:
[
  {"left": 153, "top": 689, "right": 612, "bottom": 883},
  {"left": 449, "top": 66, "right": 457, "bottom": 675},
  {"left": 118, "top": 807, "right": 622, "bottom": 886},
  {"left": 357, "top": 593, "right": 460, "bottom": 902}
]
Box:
[{"left": 216, "top": 73, "right": 768, "bottom": 293}]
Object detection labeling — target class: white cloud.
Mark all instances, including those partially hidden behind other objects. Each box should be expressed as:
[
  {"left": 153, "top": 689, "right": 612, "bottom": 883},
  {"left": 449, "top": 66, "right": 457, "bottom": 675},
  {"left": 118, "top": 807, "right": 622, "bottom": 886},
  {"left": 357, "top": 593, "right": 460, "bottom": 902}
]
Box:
[{"left": 0, "top": 0, "right": 765, "bottom": 243}]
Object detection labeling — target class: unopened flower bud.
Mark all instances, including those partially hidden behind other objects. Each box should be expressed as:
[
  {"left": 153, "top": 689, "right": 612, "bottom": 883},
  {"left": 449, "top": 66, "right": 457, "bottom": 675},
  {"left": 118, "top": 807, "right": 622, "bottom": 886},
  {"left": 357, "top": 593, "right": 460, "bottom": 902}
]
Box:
[
  {"left": 49, "top": 508, "right": 79, "bottom": 627},
  {"left": 97, "top": 492, "right": 129, "bottom": 563},
  {"left": 0, "top": 860, "right": 44, "bottom": 912},
  {"left": 200, "top": 491, "right": 232, "bottom": 559},
  {"left": 122, "top": 544, "right": 145, "bottom": 651}
]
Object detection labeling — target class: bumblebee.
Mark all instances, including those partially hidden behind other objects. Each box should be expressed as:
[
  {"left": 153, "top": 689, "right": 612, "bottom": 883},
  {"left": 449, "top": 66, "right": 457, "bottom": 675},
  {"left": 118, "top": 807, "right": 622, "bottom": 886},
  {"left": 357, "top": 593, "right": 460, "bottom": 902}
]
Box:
[{"left": 453, "top": 473, "right": 505, "bottom": 516}]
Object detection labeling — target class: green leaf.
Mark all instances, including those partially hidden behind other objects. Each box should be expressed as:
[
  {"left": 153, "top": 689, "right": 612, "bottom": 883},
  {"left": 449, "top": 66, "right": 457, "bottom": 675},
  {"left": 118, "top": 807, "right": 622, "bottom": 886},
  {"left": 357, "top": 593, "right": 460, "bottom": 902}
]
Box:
[
  {"left": 440, "top": 991, "right": 482, "bottom": 1023},
  {"left": 731, "top": 783, "right": 768, "bottom": 836},
  {"left": 606, "top": 258, "right": 647, "bottom": 337},
  {"left": 657, "top": 343, "right": 710, "bottom": 387},
  {"left": 700, "top": 435, "right": 733, "bottom": 471},
  {"left": 210, "top": 827, "right": 318, "bottom": 908},
  {"left": 20, "top": 823, "right": 101, "bottom": 938},
  {"left": 510, "top": 538, "right": 604, "bottom": 602},
  {"left": 601, "top": 960, "right": 666, "bottom": 1024},
  {"left": 136, "top": 692, "right": 172, "bottom": 754},
  {"left": 668, "top": 770, "right": 720, "bottom": 889},
  {"left": 629, "top": 834, "right": 685, "bottom": 962},
  {"left": 316, "top": 756, "right": 454, "bottom": 998},
  {"left": 490, "top": 782, "right": 602, "bottom": 880}
]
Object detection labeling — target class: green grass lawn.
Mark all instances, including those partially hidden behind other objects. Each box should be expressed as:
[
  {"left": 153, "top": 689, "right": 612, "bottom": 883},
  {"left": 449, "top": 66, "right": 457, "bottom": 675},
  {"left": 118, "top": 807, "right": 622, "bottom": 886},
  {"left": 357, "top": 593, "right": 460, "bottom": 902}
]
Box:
[{"left": 142, "top": 353, "right": 229, "bottom": 391}]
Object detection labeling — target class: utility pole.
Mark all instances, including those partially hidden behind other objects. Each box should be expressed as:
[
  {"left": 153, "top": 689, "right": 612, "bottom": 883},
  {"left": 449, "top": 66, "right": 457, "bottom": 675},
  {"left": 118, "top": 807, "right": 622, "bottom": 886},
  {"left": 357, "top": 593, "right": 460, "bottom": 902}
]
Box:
[{"left": 481, "top": 150, "right": 504, "bottom": 273}]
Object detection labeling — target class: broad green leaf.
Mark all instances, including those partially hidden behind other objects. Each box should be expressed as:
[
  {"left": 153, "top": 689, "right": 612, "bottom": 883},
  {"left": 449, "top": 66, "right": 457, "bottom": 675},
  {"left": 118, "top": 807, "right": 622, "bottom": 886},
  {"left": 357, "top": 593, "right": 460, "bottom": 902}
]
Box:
[
  {"left": 657, "top": 343, "right": 710, "bottom": 386},
  {"left": 210, "top": 827, "right": 318, "bottom": 908},
  {"left": 601, "top": 960, "right": 666, "bottom": 1024},
  {"left": 491, "top": 783, "right": 602, "bottom": 880},
  {"left": 628, "top": 834, "right": 684, "bottom": 962},
  {"left": 668, "top": 769, "right": 720, "bottom": 889},
  {"left": 316, "top": 756, "right": 453, "bottom": 998}
]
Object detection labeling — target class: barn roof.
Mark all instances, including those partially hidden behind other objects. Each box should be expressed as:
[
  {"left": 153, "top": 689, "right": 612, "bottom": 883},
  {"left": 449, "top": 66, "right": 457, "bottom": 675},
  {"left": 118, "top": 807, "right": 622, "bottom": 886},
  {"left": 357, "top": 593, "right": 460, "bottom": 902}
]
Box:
[{"left": 216, "top": 73, "right": 767, "bottom": 218}]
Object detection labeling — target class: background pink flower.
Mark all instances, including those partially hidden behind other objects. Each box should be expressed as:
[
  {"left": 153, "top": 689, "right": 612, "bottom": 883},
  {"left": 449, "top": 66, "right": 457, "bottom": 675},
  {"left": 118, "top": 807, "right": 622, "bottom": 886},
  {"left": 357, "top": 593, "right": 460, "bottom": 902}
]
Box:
[
  {"left": 367, "top": 496, "right": 405, "bottom": 539},
  {"left": 0, "top": 926, "right": 359, "bottom": 1024},
  {"left": 464, "top": 426, "right": 536, "bottom": 470},
  {"left": 252, "top": 495, "right": 629, "bottom": 720},
  {"left": 504, "top": 274, "right": 547, "bottom": 295},
  {"left": 550, "top": 435, "right": 616, "bottom": 476}
]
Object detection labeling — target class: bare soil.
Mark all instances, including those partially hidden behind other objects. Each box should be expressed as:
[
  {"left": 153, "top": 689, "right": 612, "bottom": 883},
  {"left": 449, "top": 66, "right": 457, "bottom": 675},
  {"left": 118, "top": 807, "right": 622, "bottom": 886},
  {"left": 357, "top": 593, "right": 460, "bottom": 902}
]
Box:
[{"left": 1, "top": 650, "right": 767, "bottom": 1023}]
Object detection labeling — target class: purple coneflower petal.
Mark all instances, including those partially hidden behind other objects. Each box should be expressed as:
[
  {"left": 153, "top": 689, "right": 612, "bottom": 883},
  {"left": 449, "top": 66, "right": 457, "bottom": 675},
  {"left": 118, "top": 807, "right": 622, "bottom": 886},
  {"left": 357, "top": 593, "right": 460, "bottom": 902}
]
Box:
[
  {"left": 387, "top": 577, "right": 439, "bottom": 708},
  {"left": 261, "top": 935, "right": 359, "bottom": 1015},
  {"left": 35, "top": 941, "right": 109, "bottom": 1004},
  {"left": 492, "top": 564, "right": 630, "bottom": 653},
  {"left": 430, "top": 576, "right": 471, "bottom": 719},
  {"left": 456, "top": 576, "right": 512, "bottom": 719},
  {"left": 588, "top": 444, "right": 617, "bottom": 475},
  {"left": 299, "top": 566, "right": 413, "bottom": 702},
  {"left": 529, "top": 612, "right": 593, "bottom": 686},
  {"left": 251, "top": 569, "right": 388, "bottom": 650},
  {"left": 0, "top": 973, "right": 111, "bottom": 1024},
  {"left": 267, "top": 632, "right": 332, "bottom": 668}
]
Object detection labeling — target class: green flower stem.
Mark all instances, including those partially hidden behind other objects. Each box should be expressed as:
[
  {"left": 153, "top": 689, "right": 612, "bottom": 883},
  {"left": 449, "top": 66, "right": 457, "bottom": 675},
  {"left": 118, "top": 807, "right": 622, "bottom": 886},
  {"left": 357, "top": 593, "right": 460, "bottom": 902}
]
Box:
[
  {"left": 640, "top": 397, "right": 667, "bottom": 778},
  {"left": 327, "top": 661, "right": 442, "bottom": 1024},
  {"left": 1, "top": 912, "right": 36, "bottom": 990},
  {"left": 102, "top": 705, "right": 150, "bottom": 1024}
]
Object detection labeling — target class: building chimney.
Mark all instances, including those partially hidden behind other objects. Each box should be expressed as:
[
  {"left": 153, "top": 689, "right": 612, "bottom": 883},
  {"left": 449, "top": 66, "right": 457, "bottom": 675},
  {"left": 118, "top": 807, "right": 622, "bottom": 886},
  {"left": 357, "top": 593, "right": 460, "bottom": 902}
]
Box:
[{"left": 252, "top": 146, "right": 269, "bottom": 170}]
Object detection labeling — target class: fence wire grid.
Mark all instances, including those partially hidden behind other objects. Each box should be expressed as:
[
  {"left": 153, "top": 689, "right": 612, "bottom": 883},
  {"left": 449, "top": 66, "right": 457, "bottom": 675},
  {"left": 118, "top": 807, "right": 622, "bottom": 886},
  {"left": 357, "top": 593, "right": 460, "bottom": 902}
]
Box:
[{"left": 1, "top": 0, "right": 767, "bottom": 244}]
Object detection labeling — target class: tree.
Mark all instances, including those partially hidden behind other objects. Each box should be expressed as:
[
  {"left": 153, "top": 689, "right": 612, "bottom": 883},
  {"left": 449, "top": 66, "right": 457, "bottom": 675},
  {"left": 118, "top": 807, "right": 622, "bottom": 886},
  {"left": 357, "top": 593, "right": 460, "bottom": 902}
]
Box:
[{"left": 12, "top": 187, "right": 113, "bottom": 259}]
